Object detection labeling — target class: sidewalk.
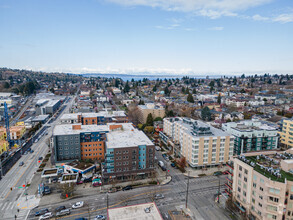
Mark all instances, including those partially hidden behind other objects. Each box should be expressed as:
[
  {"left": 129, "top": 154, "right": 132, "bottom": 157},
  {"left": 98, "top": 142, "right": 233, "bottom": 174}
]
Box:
[
  {"left": 183, "top": 166, "right": 228, "bottom": 178},
  {"left": 16, "top": 195, "right": 40, "bottom": 210},
  {"left": 39, "top": 171, "right": 172, "bottom": 206}
]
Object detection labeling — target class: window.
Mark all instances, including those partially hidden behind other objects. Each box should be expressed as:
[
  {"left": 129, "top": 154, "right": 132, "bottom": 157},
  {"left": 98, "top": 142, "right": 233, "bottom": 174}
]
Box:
[
  {"left": 253, "top": 183, "right": 256, "bottom": 188},
  {"left": 267, "top": 205, "right": 277, "bottom": 212},
  {"left": 244, "top": 169, "right": 248, "bottom": 174},
  {"left": 258, "top": 202, "right": 262, "bottom": 207},
  {"left": 269, "top": 188, "right": 280, "bottom": 195},
  {"left": 259, "top": 195, "right": 263, "bottom": 200},
  {"left": 260, "top": 187, "right": 264, "bottom": 191},
  {"left": 269, "top": 196, "right": 279, "bottom": 203},
  {"left": 239, "top": 166, "right": 242, "bottom": 171},
  {"left": 243, "top": 191, "right": 246, "bottom": 197},
  {"left": 244, "top": 177, "right": 247, "bottom": 182},
  {"left": 238, "top": 187, "right": 241, "bottom": 193}
]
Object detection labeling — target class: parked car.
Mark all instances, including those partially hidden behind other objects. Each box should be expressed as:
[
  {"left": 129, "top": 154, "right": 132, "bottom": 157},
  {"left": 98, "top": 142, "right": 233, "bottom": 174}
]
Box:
[
  {"left": 154, "top": 194, "right": 164, "bottom": 199},
  {"left": 72, "top": 201, "right": 84, "bottom": 209},
  {"left": 75, "top": 218, "right": 88, "bottom": 220},
  {"left": 56, "top": 209, "right": 70, "bottom": 217},
  {"left": 83, "top": 178, "right": 92, "bottom": 183},
  {"left": 19, "top": 161, "right": 24, "bottom": 166},
  {"left": 155, "top": 146, "right": 161, "bottom": 151},
  {"left": 52, "top": 177, "right": 58, "bottom": 183},
  {"left": 76, "top": 180, "right": 83, "bottom": 185},
  {"left": 39, "top": 212, "right": 53, "bottom": 220},
  {"left": 23, "top": 151, "right": 28, "bottom": 155},
  {"left": 35, "top": 208, "right": 49, "bottom": 216},
  {"left": 30, "top": 149, "right": 34, "bottom": 153},
  {"left": 170, "top": 163, "right": 176, "bottom": 167},
  {"left": 55, "top": 206, "right": 66, "bottom": 212},
  {"left": 161, "top": 166, "right": 166, "bottom": 171},
  {"left": 122, "top": 186, "right": 133, "bottom": 191},
  {"left": 213, "top": 171, "right": 223, "bottom": 176},
  {"left": 38, "top": 156, "right": 43, "bottom": 161},
  {"left": 43, "top": 186, "right": 51, "bottom": 195},
  {"left": 94, "top": 215, "right": 106, "bottom": 220}
]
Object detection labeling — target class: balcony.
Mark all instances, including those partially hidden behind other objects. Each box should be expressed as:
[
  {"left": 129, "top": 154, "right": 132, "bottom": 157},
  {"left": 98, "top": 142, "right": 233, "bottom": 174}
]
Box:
[
  {"left": 225, "top": 183, "right": 232, "bottom": 190},
  {"left": 105, "top": 160, "right": 114, "bottom": 163},
  {"left": 105, "top": 165, "right": 114, "bottom": 169},
  {"left": 105, "top": 154, "right": 114, "bottom": 158},
  {"left": 227, "top": 170, "right": 233, "bottom": 176},
  {"left": 225, "top": 177, "right": 233, "bottom": 183},
  {"left": 226, "top": 163, "right": 234, "bottom": 170}
]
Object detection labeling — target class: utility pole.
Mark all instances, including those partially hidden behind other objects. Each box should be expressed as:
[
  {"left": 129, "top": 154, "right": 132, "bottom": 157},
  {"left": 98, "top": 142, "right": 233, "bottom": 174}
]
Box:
[
  {"left": 25, "top": 179, "right": 28, "bottom": 201},
  {"left": 107, "top": 192, "right": 109, "bottom": 211},
  {"left": 218, "top": 176, "right": 220, "bottom": 204},
  {"left": 185, "top": 171, "right": 190, "bottom": 209}
]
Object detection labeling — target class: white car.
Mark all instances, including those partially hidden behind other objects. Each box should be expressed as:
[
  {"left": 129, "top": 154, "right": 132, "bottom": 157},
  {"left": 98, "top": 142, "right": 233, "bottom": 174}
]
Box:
[
  {"left": 72, "top": 201, "right": 84, "bottom": 209},
  {"left": 39, "top": 212, "right": 53, "bottom": 220}
]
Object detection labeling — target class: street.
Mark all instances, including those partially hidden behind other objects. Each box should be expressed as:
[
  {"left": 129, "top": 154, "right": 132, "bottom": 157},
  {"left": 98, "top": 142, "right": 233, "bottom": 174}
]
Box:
[
  {"left": 26, "top": 149, "right": 231, "bottom": 220},
  {"left": 0, "top": 96, "right": 75, "bottom": 220}
]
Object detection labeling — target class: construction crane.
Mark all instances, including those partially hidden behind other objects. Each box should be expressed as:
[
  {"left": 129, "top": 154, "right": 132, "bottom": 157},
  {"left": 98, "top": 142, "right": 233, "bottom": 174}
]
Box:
[{"left": 4, "top": 102, "right": 12, "bottom": 148}]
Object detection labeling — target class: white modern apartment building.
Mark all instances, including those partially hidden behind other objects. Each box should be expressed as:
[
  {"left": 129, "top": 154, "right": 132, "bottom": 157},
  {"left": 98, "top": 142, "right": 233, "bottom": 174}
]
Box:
[{"left": 163, "top": 117, "right": 234, "bottom": 168}]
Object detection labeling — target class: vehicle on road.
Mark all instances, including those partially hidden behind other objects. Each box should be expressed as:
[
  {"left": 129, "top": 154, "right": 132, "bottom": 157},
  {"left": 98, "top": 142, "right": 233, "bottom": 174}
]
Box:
[
  {"left": 55, "top": 206, "right": 66, "bottom": 212},
  {"left": 122, "top": 186, "right": 133, "bottom": 191},
  {"left": 19, "top": 161, "right": 24, "bottom": 166},
  {"left": 23, "top": 151, "right": 28, "bottom": 155},
  {"left": 83, "top": 178, "right": 92, "bottom": 183},
  {"left": 75, "top": 218, "right": 88, "bottom": 220},
  {"left": 39, "top": 212, "right": 53, "bottom": 220},
  {"left": 76, "top": 180, "right": 83, "bottom": 185},
  {"left": 38, "top": 156, "right": 43, "bottom": 161},
  {"left": 213, "top": 171, "right": 223, "bottom": 176},
  {"left": 56, "top": 209, "right": 70, "bottom": 217},
  {"left": 155, "top": 146, "right": 161, "bottom": 151},
  {"left": 72, "top": 201, "right": 84, "bottom": 209},
  {"left": 94, "top": 215, "right": 106, "bottom": 220},
  {"left": 35, "top": 208, "right": 49, "bottom": 216},
  {"left": 158, "top": 161, "right": 164, "bottom": 167},
  {"left": 43, "top": 186, "right": 51, "bottom": 195},
  {"left": 170, "top": 163, "right": 176, "bottom": 167},
  {"left": 154, "top": 194, "right": 164, "bottom": 199}
]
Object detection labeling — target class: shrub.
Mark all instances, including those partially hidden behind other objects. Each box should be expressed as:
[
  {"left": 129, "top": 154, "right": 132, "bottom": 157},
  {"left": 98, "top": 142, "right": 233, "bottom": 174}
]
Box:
[{"left": 198, "top": 174, "right": 206, "bottom": 177}]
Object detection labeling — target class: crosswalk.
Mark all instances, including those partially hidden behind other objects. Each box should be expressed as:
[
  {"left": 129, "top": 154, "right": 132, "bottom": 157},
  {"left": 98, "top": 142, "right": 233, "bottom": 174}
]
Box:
[
  {"left": 17, "top": 208, "right": 29, "bottom": 219},
  {"left": 0, "top": 201, "right": 16, "bottom": 211}
]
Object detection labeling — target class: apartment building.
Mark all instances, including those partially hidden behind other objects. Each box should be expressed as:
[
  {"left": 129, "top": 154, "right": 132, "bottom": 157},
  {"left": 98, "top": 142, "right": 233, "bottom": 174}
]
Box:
[
  {"left": 53, "top": 124, "right": 109, "bottom": 162},
  {"left": 103, "top": 123, "right": 155, "bottom": 183},
  {"left": 231, "top": 151, "right": 293, "bottom": 220},
  {"left": 0, "top": 125, "right": 26, "bottom": 147},
  {"left": 163, "top": 117, "right": 234, "bottom": 168},
  {"left": 60, "top": 111, "right": 128, "bottom": 125},
  {"left": 36, "top": 99, "right": 61, "bottom": 115},
  {"left": 137, "top": 103, "right": 165, "bottom": 124},
  {"left": 279, "top": 118, "right": 293, "bottom": 149},
  {"left": 222, "top": 120, "right": 279, "bottom": 155}
]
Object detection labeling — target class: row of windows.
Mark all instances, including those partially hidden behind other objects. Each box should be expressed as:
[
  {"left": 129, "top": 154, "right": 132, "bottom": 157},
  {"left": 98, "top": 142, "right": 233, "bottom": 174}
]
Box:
[
  {"left": 116, "top": 162, "right": 129, "bottom": 165},
  {"left": 83, "top": 144, "right": 103, "bottom": 147},
  {"left": 82, "top": 153, "right": 102, "bottom": 156},
  {"left": 82, "top": 148, "right": 103, "bottom": 152}
]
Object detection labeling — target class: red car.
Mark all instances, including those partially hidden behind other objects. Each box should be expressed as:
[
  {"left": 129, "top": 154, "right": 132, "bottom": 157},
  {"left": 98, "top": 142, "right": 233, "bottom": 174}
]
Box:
[{"left": 76, "top": 180, "right": 83, "bottom": 185}]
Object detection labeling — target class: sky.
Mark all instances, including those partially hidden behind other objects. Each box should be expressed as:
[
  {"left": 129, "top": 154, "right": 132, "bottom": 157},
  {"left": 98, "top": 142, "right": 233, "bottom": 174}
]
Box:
[{"left": 0, "top": 0, "right": 293, "bottom": 75}]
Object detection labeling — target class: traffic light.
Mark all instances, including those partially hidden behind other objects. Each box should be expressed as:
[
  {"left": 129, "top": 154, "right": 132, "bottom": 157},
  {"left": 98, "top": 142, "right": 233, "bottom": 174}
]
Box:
[{"left": 22, "top": 184, "right": 26, "bottom": 188}]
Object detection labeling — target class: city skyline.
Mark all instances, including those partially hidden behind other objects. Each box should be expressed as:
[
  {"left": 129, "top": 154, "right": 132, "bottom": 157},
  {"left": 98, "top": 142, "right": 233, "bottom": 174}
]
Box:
[{"left": 0, "top": 0, "right": 293, "bottom": 75}]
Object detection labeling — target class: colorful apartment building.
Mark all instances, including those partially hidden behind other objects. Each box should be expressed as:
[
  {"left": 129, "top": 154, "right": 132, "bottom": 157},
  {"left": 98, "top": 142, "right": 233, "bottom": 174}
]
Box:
[
  {"left": 279, "top": 118, "right": 293, "bottom": 149},
  {"left": 53, "top": 124, "right": 109, "bottom": 162},
  {"left": 103, "top": 123, "right": 155, "bottom": 183},
  {"left": 60, "top": 111, "right": 128, "bottom": 125},
  {"left": 231, "top": 150, "right": 293, "bottom": 220},
  {"left": 222, "top": 120, "right": 279, "bottom": 155},
  {"left": 163, "top": 117, "right": 234, "bottom": 168}
]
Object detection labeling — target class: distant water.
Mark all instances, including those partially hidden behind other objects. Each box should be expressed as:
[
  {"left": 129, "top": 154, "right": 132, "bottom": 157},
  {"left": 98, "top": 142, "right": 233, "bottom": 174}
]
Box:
[{"left": 82, "top": 73, "right": 223, "bottom": 81}]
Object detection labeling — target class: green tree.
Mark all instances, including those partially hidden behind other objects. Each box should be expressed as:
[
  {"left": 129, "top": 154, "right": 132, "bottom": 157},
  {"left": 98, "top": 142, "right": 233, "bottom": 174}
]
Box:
[
  {"left": 201, "top": 106, "right": 211, "bottom": 121},
  {"left": 154, "top": 117, "right": 163, "bottom": 121},
  {"left": 124, "top": 81, "right": 130, "bottom": 93},
  {"left": 181, "top": 87, "right": 185, "bottom": 94},
  {"left": 217, "top": 94, "right": 222, "bottom": 104},
  {"left": 187, "top": 93, "right": 194, "bottom": 103},
  {"left": 192, "top": 88, "right": 197, "bottom": 94},
  {"left": 146, "top": 113, "right": 154, "bottom": 126},
  {"left": 210, "top": 86, "right": 214, "bottom": 93},
  {"left": 153, "top": 85, "right": 157, "bottom": 92},
  {"left": 3, "top": 82, "right": 10, "bottom": 89},
  {"left": 164, "top": 86, "right": 170, "bottom": 96}
]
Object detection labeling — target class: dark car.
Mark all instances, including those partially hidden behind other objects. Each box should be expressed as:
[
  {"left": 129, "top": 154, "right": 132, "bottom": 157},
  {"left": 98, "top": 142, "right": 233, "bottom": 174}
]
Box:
[
  {"left": 52, "top": 177, "right": 58, "bottom": 183},
  {"left": 213, "top": 171, "right": 223, "bottom": 176},
  {"left": 35, "top": 208, "right": 49, "bottom": 216},
  {"left": 170, "top": 163, "right": 176, "bottom": 167},
  {"left": 161, "top": 166, "right": 166, "bottom": 171},
  {"left": 55, "top": 206, "right": 66, "bottom": 212},
  {"left": 43, "top": 186, "right": 51, "bottom": 195},
  {"left": 38, "top": 156, "right": 43, "bottom": 161},
  {"left": 83, "top": 178, "right": 92, "bottom": 183},
  {"left": 122, "top": 186, "right": 133, "bottom": 191},
  {"left": 75, "top": 218, "right": 88, "bottom": 220}
]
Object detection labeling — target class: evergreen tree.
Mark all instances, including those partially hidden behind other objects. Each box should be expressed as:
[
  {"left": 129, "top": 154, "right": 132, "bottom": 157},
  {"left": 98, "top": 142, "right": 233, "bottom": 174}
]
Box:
[
  {"left": 187, "top": 93, "right": 194, "bottom": 103},
  {"left": 146, "top": 113, "right": 154, "bottom": 126},
  {"left": 201, "top": 106, "right": 211, "bottom": 121},
  {"left": 181, "top": 87, "right": 185, "bottom": 93},
  {"left": 124, "top": 81, "right": 130, "bottom": 93},
  {"left": 192, "top": 88, "right": 197, "bottom": 94},
  {"left": 217, "top": 94, "right": 222, "bottom": 104}
]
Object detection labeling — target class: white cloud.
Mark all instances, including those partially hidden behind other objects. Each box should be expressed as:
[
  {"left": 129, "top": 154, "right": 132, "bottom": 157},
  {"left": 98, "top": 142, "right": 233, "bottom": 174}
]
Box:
[
  {"left": 208, "top": 26, "right": 224, "bottom": 31},
  {"left": 252, "top": 14, "right": 269, "bottom": 21},
  {"left": 273, "top": 14, "right": 293, "bottom": 23},
  {"left": 106, "top": 0, "right": 272, "bottom": 18}
]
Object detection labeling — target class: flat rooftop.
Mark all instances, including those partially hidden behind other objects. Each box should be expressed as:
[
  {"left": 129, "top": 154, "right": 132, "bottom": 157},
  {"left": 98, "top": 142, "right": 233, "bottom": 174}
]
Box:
[
  {"left": 60, "top": 111, "right": 126, "bottom": 121},
  {"left": 106, "top": 123, "right": 153, "bottom": 149},
  {"left": 53, "top": 124, "right": 109, "bottom": 136},
  {"left": 108, "top": 202, "right": 163, "bottom": 220}
]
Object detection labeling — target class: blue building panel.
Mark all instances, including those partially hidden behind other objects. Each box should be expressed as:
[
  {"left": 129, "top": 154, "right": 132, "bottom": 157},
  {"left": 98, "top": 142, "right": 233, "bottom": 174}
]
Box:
[{"left": 138, "top": 145, "right": 146, "bottom": 169}]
